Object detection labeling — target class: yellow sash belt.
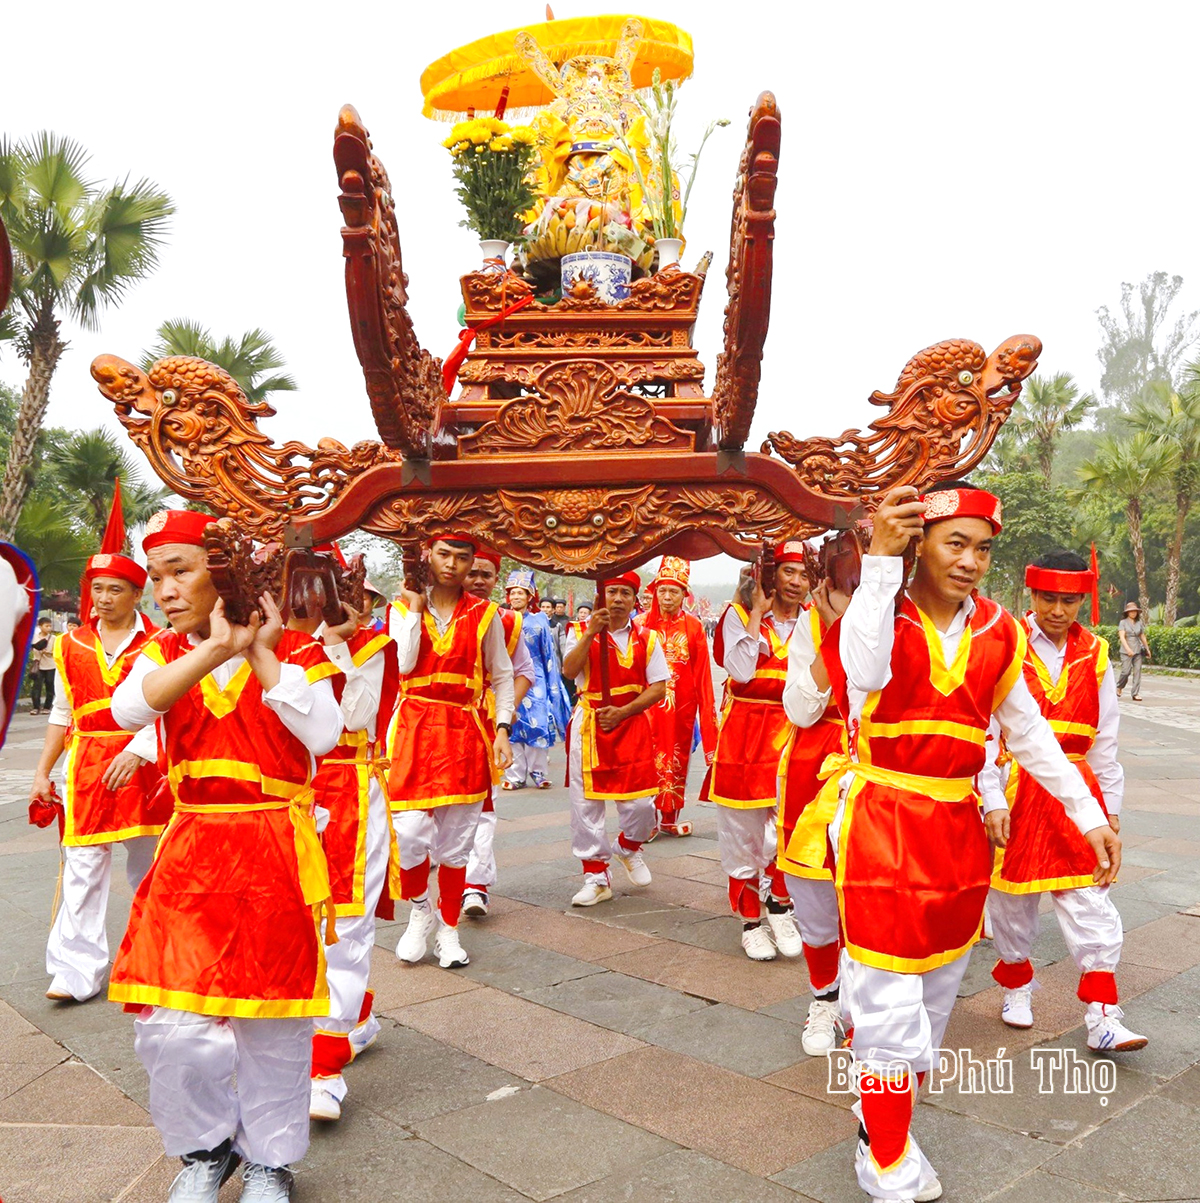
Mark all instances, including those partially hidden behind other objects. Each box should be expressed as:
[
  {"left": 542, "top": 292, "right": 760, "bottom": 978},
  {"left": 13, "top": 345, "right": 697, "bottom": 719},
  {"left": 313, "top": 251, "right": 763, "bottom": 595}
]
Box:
[
  {"left": 174, "top": 790, "right": 339, "bottom": 945},
  {"left": 399, "top": 694, "right": 500, "bottom": 784},
  {"left": 784, "top": 753, "right": 977, "bottom": 870}
]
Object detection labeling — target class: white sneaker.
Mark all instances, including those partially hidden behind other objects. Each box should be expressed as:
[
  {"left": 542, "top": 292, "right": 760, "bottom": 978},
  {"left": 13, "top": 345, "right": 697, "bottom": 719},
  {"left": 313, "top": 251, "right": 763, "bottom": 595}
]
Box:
[
  {"left": 571, "top": 881, "right": 613, "bottom": 907},
  {"left": 1086, "top": 1003, "right": 1148, "bottom": 1052},
  {"left": 396, "top": 903, "right": 436, "bottom": 963},
  {"left": 239, "top": 1163, "right": 294, "bottom": 1202},
  {"left": 801, "top": 997, "right": 841, "bottom": 1056},
  {"left": 168, "top": 1148, "right": 239, "bottom": 1202},
  {"left": 309, "top": 1079, "right": 342, "bottom": 1121},
  {"left": 433, "top": 921, "right": 470, "bottom": 968},
  {"left": 462, "top": 890, "right": 489, "bottom": 917},
  {"left": 741, "top": 924, "right": 776, "bottom": 961},
  {"left": 765, "top": 909, "right": 804, "bottom": 958},
  {"left": 614, "top": 847, "right": 651, "bottom": 886},
  {"left": 1001, "top": 986, "right": 1034, "bottom": 1029},
  {"left": 916, "top": 1178, "right": 944, "bottom": 1202},
  {"left": 349, "top": 1012, "right": 380, "bottom": 1058}
]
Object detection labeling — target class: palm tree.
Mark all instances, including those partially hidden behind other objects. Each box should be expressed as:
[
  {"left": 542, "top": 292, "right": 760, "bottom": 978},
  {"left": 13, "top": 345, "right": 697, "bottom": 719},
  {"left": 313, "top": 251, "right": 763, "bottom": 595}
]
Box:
[
  {"left": 0, "top": 134, "right": 173, "bottom": 537},
  {"left": 1077, "top": 432, "right": 1176, "bottom": 616},
  {"left": 12, "top": 496, "right": 91, "bottom": 592},
  {"left": 143, "top": 319, "right": 297, "bottom": 403},
  {"left": 1127, "top": 371, "right": 1200, "bottom": 624},
  {"left": 46, "top": 427, "right": 170, "bottom": 542},
  {"left": 1011, "top": 372, "right": 1096, "bottom": 485}
]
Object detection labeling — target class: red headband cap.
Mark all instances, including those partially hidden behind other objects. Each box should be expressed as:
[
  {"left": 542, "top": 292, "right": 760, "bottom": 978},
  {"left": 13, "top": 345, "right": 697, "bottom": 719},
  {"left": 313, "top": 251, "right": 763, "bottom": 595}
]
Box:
[
  {"left": 473, "top": 546, "right": 503, "bottom": 570},
  {"left": 84, "top": 553, "right": 147, "bottom": 589},
  {"left": 142, "top": 509, "right": 212, "bottom": 551},
  {"left": 1025, "top": 565, "right": 1095, "bottom": 594},
  {"left": 426, "top": 532, "right": 478, "bottom": 552},
  {"left": 601, "top": 571, "right": 641, "bottom": 594},
  {"left": 918, "top": 488, "right": 1003, "bottom": 534},
  {"left": 773, "top": 539, "right": 807, "bottom": 564}
]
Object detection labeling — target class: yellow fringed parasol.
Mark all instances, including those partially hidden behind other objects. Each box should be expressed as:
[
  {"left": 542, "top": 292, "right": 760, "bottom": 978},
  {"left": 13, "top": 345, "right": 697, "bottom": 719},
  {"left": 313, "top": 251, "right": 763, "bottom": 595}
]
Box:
[{"left": 420, "top": 14, "right": 693, "bottom": 120}]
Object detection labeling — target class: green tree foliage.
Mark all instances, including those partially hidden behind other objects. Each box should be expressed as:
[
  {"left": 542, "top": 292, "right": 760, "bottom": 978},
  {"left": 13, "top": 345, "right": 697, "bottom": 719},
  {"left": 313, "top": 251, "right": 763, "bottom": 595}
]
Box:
[
  {"left": 143, "top": 319, "right": 297, "bottom": 403},
  {"left": 0, "top": 133, "right": 173, "bottom": 536},
  {"left": 1010, "top": 373, "right": 1096, "bottom": 485}
]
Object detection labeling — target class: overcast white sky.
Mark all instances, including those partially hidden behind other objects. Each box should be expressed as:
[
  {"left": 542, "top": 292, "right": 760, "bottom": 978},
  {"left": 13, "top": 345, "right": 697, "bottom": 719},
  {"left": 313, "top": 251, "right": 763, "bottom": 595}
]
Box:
[{"left": 5, "top": 0, "right": 1199, "bottom": 582}]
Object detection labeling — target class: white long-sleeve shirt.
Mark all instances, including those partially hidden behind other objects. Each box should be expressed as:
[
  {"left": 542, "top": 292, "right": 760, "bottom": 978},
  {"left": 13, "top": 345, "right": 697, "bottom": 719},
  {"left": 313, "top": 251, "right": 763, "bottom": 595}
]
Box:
[
  {"left": 112, "top": 640, "right": 343, "bottom": 766},
  {"left": 563, "top": 621, "right": 670, "bottom": 692},
  {"left": 322, "top": 636, "right": 386, "bottom": 738},
  {"left": 51, "top": 623, "right": 158, "bottom": 762},
  {"left": 782, "top": 612, "right": 834, "bottom": 729},
  {"left": 977, "top": 616, "right": 1124, "bottom": 816},
  {"left": 838, "top": 555, "right": 1108, "bottom": 836},
  {"left": 387, "top": 592, "right": 514, "bottom": 725},
  {"left": 720, "top": 605, "right": 800, "bottom": 683}
]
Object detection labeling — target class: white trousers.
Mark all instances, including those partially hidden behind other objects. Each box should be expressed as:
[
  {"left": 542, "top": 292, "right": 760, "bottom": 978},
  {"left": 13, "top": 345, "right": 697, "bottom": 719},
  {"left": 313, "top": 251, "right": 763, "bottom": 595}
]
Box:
[
  {"left": 466, "top": 808, "right": 498, "bottom": 889},
  {"left": 716, "top": 805, "right": 777, "bottom": 881},
  {"left": 46, "top": 836, "right": 157, "bottom": 1000},
  {"left": 396, "top": 801, "right": 484, "bottom": 872},
  {"left": 568, "top": 719, "right": 655, "bottom": 884},
  {"left": 134, "top": 1008, "right": 310, "bottom": 1167},
  {"left": 843, "top": 953, "right": 971, "bottom": 1200},
  {"left": 505, "top": 743, "right": 549, "bottom": 786},
  {"left": 988, "top": 885, "right": 1123, "bottom": 977},
  {"left": 321, "top": 780, "right": 389, "bottom": 1036},
  {"left": 783, "top": 873, "right": 841, "bottom": 945}
]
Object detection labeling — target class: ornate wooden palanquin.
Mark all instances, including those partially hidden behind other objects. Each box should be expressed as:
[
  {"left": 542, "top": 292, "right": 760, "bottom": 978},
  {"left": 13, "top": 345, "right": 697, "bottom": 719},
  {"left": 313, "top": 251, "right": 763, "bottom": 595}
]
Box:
[{"left": 91, "top": 94, "right": 1039, "bottom": 577}]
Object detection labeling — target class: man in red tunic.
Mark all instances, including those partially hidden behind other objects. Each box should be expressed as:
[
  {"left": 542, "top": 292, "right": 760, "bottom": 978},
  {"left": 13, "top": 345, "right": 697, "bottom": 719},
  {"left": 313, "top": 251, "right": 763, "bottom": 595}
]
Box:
[
  {"left": 788, "top": 483, "right": 1120, "bottom": 1203},
  {"left": 985, "top": 549, "right": 1145, "bottom": 1050},
  {"left": 706, "top": 541, "right": 809, "bottom": 961},
  {"left": 292, "top": 577, "right": 402, "bottom": 1123},
  {"left": 110, "top": 510, "right": 344, "bottom": 1202},
  {"left": 387, "top": 534, "right": 514, "bottom": 969},
  {"left": 561, "top": 570, "right": 668, "bottom": 907},
  {"left": 31, "top": 549, "right": 169, "bottom": 1003},
  {"left": 636, "top": 557, "right": 717, "bottom": 837}
]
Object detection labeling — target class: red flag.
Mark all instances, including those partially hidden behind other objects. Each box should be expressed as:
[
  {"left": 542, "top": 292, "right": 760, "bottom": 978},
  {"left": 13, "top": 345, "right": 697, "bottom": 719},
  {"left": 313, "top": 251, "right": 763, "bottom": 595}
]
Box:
[
  {"left": 100, "top": 478, "right": 126, "bottom": 555},
  {"left": 1090, "top": 542, "right": 1100, "bottom": 626}
]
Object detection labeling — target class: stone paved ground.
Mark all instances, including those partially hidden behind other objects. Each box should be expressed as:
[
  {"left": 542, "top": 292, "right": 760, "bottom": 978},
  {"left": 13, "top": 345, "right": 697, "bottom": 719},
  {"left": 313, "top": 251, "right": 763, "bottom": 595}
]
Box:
[{"left": 1, "top": 676, "right": 1199, "bottom": 1202}]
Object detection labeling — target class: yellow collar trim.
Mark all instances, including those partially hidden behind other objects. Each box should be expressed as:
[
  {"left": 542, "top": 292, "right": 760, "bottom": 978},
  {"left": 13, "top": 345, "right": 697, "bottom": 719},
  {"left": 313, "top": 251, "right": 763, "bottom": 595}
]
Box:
[
  {"left": 916, "top": 605, "right": 973, "bottom": 696},
  {"left": 198, "top": 661, "right": 254, "bottom": 719}
]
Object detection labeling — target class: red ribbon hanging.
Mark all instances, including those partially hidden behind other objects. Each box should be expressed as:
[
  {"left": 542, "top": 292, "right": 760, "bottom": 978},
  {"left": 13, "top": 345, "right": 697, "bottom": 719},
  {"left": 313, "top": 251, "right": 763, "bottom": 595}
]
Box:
[
  {"left": 1090, "top": 542, "right": 1101, "bottom": 626},
  {"left": 441, "top": 294, "right": 535, "bottom": 395}
]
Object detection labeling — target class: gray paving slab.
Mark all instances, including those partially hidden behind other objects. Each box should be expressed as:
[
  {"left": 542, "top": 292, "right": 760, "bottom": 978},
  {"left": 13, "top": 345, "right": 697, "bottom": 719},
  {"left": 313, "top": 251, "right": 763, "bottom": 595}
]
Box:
[
  {"left": 414, "top": 1084, "right": 676, "bottom": 1202},
  {"left": 982, "top": 1167, "right": 1123, "bottom": 1203},
  {"left": 556, "top": 1147, "right": 815, "bottom": 1202},
  {"left": 523, "top": 969, "right": 713, "bottom": 1034},
  {"left": 456, "top": 931, "right": 608, "bottom": 994},
  {"left": 635, "top": 1001, "right": 808, "bottom": 1078}
]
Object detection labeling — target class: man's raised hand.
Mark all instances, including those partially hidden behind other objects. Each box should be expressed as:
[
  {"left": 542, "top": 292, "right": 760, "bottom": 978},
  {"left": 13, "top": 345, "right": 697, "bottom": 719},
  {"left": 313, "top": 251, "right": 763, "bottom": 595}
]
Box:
[
  {"left": 586, "top": 607, "right": 611, "bottom": 637},
  {"left": 206, "top": 597, "right": 258, "bottom": 660},
  {"left": 868, "top": 486, "right": 926, "bottom": 557}
]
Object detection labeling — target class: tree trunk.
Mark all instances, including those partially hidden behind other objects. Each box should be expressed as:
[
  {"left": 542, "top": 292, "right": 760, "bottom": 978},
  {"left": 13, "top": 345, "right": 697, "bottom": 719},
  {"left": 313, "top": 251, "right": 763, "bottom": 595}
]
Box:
[
  {"left": 1126, "top": 497, "right": 1150, "bottom": 618},
  {"left": 0, "top": 310, "right": 65, "bottom": 539},
  {"left": 1039, "top": 436, "right": 1054, "bottom": 487},
  {"left": 1162, "top": 489, "right": 1190, "bottom": 626}
]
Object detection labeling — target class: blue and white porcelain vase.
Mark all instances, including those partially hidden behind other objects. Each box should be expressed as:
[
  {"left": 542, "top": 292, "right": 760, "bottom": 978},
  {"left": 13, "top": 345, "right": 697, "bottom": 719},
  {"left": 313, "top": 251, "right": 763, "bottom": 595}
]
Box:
[{"left": 561, "top": 251, "right": 632, "bottom": 304}]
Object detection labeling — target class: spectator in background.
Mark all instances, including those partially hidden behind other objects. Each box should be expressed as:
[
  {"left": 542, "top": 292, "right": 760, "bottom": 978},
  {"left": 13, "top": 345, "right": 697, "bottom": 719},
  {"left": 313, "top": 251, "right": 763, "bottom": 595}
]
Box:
[
  {"left": 551, "top": 599, "right": 569, "bottom": 628},
  {"left": 539, "top": 598, "right": 554, "bottom": 619},
  {"left": 30, "top": 617, "right": 57, "bottom": 715},
  {"left": 1116, "top": 601, "right": 1150, "bottom": 702}
]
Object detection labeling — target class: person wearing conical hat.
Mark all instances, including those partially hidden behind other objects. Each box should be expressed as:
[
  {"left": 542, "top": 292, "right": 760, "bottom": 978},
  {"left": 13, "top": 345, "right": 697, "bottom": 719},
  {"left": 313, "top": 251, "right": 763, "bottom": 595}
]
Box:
[
  {"left": 1115, "top": 599, "right": 1150, "bottom": 701},
  {"left": 109, "top": 509, "right": 345, "bottom": 1200},
  {"left": 561, "top": 571, "right": 669, "bottom": 906},
  {"left": 786, "top": 483, "right": 1120, "bottom": 1203},
  {"left": 984, "top": 549, "right": 1145, "bottom": 1051},
  {"left": 706, "top": 539, "right": 809, "bottom": 963},
  {"left": 502, "top": 568, "right": 570, "bottom": 792},
  {"left": 635, "top": 556, "right": 717, "bottom": 837},
  {"left": 30, "top": 487, "right": 169, "bottom": 1005}
]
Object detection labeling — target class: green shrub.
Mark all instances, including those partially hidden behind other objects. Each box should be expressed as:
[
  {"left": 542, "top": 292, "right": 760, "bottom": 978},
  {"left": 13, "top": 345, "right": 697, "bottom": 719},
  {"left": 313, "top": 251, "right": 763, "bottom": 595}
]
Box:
[{"left": 1092, "top": 624, "right": 1200, "bottom": 670}]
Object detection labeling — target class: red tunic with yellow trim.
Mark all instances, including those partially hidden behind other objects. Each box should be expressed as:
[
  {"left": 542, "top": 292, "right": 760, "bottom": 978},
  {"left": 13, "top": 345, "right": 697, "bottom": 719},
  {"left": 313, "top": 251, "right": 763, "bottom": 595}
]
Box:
[
  {"left": 387, "top": 594, "right": 498, "bottom": 810},
  {"left": 777, "top": 609, "right": 845, "bottom": 882},
  {"left": 571, "top": 622, "right": 659, "bottom": 800},
  {"left": 53, "top": 615, "right": 171, "bottom": 846},
  {"left": 993, "top": 618, "right": 1109, "bottom": 894},
  {"left": 822, "top": 596, "right": 1026, "bottom": 972},
  {"left": 314, "top": 628, "right": 399, "bottom": 916},
  {"left": 109, "top": 630, "right": 343, "bottom": 1018},
  {"left": 703, "top": 604, "right": 793, "bottom": 808}
]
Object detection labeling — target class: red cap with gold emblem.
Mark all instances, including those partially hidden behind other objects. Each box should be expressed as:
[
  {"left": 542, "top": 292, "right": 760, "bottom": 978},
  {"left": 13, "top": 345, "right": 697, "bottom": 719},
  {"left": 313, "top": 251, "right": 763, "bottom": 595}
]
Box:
[
  {"left": 83, "top": 553, "right": 147, "bottom": 589},
  {"left": 600, "top": 570, "right": 641, "bottom": 594},
  {"left": 142, "top": 509, "right": 213, "bottom": 552},
  {"left": 773, "top": 539, "right": 807, "bottom": 564},
  {"left": 474, "top": 544, "right": 503, "bottom": 570},
  {"left": 650, "top": 556, "right": 690, "bottom": 591},
  {"left": 918, "top": 487, "right": 1004, "bottom": 534}
]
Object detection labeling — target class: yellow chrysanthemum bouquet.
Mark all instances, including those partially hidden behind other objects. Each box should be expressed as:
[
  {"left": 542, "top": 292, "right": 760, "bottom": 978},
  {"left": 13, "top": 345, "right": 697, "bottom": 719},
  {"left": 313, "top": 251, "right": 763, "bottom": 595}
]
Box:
[{"left": 443, "top": 118, "right": 539, "bottom": 241}]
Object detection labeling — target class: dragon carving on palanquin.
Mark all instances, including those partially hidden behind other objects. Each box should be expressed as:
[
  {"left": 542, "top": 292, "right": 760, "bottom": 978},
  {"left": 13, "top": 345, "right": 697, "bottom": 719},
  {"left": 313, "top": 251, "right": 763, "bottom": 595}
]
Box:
[{"left": 91, "top": 90, "right": 1040, "bottom": 574}]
